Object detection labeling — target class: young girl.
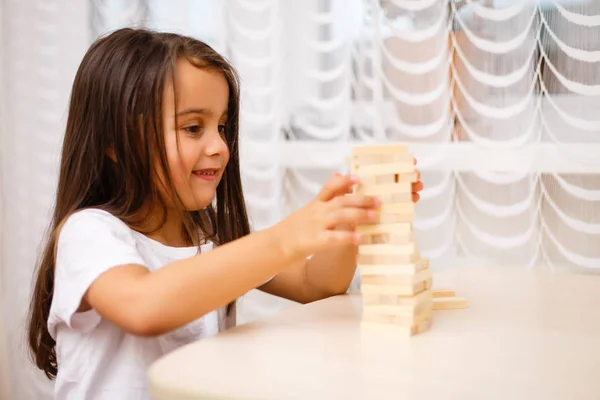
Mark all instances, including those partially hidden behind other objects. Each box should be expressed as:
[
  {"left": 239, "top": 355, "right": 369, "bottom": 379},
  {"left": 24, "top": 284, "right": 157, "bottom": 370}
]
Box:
[{"left": 27, "top": 28, "right": 422, "bottom": 399}]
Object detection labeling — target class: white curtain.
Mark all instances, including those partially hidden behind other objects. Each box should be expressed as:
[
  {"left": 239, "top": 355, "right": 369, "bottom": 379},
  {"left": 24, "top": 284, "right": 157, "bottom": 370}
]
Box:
[{"left": 2, "top": 1, "right": 600, "bottom": 399}]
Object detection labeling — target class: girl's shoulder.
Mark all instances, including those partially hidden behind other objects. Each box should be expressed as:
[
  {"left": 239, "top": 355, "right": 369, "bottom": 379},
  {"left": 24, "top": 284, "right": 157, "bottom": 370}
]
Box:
[
  {"left": 65, "top": 207, "right": 125, "bottom": 223},
  {"left": 58, "top": 208, "right": 136, "bottom": 245}
]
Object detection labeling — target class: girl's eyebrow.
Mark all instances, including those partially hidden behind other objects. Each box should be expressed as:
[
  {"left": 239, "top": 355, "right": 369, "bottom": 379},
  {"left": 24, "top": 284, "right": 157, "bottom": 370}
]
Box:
[
  {"left": 177, "top": 108, "right": 211, "bottom": 117},
  {"left": 177, "top": 108, "right": 228, "bottom": 117}
]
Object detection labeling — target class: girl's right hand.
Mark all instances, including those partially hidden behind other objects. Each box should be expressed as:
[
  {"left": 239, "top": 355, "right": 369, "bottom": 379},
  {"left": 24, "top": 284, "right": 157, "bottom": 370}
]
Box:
[{"left": 271, "top": 173, "right": 380, "bottom": 261}]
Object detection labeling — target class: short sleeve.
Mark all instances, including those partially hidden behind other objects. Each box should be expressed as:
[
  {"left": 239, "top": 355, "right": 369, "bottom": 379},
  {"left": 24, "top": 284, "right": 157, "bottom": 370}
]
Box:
[{"left": 48, "top": 209, "right": 147, "bottom": 337}]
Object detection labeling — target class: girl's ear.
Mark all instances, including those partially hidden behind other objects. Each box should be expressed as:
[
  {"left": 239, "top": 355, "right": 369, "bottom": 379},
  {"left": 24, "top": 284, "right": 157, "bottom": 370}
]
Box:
[{"left": 105, "top": 148, "right": 117, "bottom": 163}]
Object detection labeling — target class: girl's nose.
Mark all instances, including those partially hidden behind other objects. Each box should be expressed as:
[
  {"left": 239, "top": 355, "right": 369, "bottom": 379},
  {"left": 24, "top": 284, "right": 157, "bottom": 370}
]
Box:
[{"left": 204, "top": 128, "right": 228, "bottom": 156}]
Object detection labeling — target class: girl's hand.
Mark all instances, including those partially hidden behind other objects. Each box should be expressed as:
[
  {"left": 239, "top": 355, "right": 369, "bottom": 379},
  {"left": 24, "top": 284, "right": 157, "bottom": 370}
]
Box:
[
  {"left": 271, "top": 174, "right": 379, "bottom": 261},
  {"left": 271, "top": 158, "right": 424, "bottom": 262},
  {"left": 333, "top": 157, "right": 424, "bottom": 231}
]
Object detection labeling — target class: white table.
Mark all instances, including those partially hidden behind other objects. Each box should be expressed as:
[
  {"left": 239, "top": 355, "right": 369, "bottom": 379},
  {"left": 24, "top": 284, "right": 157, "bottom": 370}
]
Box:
[{"left": 148, "top": 266, "right": 600, "bottom": 399}]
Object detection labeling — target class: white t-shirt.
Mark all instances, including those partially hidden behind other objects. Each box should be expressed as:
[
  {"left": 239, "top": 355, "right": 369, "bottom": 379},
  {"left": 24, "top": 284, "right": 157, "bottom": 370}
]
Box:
[{"left": 47, "top": 208, "right": 225, "bottom": 400}]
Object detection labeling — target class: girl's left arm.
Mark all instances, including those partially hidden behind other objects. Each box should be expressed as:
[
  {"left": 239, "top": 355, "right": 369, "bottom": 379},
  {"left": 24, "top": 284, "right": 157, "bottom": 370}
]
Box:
[{"left": 258, "top": 233, "right": 357, "bottom": 304}]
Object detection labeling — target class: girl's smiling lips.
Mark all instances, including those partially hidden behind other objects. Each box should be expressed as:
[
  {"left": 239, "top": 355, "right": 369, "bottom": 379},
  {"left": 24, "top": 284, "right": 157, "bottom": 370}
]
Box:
[{"left": 193, "top": 168, "right": 219, "bottom": 181}]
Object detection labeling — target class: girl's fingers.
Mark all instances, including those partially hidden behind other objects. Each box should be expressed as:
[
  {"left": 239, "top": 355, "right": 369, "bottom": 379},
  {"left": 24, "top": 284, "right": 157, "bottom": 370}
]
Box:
[
  {"left": 320, "top": 229, "right": 362, "bottom": 246},
  {"left": 412, "top": 181, "right": 424, "bottom": 192},
  {"left": 412, "top": 192, "right": 420, "bottom": 203},
  {"left": 325, "top": 208, "right": 375, "bottom": 228},
  {"left": 317, "top": 173, "right": 358, "bottom": 201},
  {"left": 331, "top": 194, "right": 380, "bottom": 210}
]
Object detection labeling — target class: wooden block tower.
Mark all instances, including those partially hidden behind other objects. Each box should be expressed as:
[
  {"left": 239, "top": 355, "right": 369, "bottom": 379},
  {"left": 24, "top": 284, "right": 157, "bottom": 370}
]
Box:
[{"left": 347, "top": 144, "right": 433, "bottom": 336}]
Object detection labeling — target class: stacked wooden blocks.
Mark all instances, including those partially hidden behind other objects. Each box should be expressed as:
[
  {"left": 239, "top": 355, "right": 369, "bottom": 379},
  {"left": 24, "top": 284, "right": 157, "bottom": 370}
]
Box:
[{"left": 347, "top": 144, "right": 433, "bottom": 336}]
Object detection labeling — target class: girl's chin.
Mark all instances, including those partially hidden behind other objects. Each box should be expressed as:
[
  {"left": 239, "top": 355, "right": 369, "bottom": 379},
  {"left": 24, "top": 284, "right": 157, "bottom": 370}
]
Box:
[{"left": 182, "top": 195, "right": 215, "bottom": 211}]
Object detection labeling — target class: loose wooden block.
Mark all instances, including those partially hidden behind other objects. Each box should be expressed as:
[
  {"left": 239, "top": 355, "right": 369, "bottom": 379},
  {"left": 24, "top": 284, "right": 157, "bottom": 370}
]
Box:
[
  {"left": 433, "top": 297, "right": 468, "bottom": 310},
  {"left": 432, "top": 289, "right": 456, "bottom": 298}
]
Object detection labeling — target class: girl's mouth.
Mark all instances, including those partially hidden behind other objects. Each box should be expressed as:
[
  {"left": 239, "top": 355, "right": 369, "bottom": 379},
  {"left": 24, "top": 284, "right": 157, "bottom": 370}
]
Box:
[{"left": 193, "top": 168, "right": 218, "bottom": 181}]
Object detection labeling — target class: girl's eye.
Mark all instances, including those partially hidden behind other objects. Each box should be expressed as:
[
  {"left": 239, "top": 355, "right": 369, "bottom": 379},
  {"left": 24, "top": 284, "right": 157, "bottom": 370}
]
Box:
[
  {"left": 218, "top": 125, "right": 226, "bottom": 135},
  {"left": 184, "top": 125, "right": 202, "bottom": 135}
]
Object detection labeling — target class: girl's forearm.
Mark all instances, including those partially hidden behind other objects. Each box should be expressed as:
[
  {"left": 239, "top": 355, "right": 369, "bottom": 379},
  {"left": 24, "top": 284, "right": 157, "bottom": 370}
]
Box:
[
  {"left": 304, "top": 243, "right": 358, "bottom": 300},
  {"left": 132, "top": 226, "right": 292, "bottom": 335}
]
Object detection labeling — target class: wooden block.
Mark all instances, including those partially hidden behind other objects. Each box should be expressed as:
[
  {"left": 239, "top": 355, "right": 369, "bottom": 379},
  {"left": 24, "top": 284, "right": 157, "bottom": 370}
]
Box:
[
  {"left": 349, "top": 153, "right": 404, "bottom": 168},
  {"left": 433, "top": 297, "right": 468, "bottom": 310},
  {"left": 372, "top": 210, "right": 414, "bottom": 224},
  {"left": 356, "top": 222, "right": 412, "bottom": 235},
  {"left": 361, "top": 268, "right": 432, "bottom": 287},
  {"left": 362, "top": 172, "right": 419, "bottom": 185},
  {"left": 360, "top": 309, "right": 432, "bottom": 336},
  {"left": 360, "top": 231, "right": 415, "bottom": 245},
  {"left": 364, "top": 231, "right": 415, "bottom": 246},
  {"left": 413, "top": 317, "right": 432, "bottom": 335},
  {"left": 378, "top": 193, "right": 414, "bottom": 206},
  {"left": 378, "top": 202, "right": 414, "bottom": 215},
  {"left": 432, "top": 289, "right": 456, "bottom": 298},
  {"left": 358, "top": 212, "right": 413, "bottom": 227},
  {"left": 374, "top": 174, "right": 395, "bottom": 184},
  {"left": 358, "top": 251, "right": 420, "bottom": 265},
  {"left": 357, "top": 202, "right": 416, "bottom": 225},
  {"left": 352, "top": 161, "right": 414, "bottom": 176},
  {"left": 362, "top": 277, "right": 431, "bottom": 296},
  {"left": 366, "top": 298, "right": 433, "bottom": 317},
  {"left": 360, "top": 318, "right": 431, "bottom": 336},
  {"left": 360, "top": 259, "right": 429, "bottom": 275},
  {"left": 358, "top": 243, "right": 416, "bottom": 256},
  {"left": 362, "top": 300, "right": 433, "bottom": 326},
  {"left": 362, "top": 287, "right": 432, "bottom": 308},
  {"left": 356, "top": 182, "right": 412, "bottom": 196},
  {"left": 397, "top": 172, "right": 419, "bottom": 183}
]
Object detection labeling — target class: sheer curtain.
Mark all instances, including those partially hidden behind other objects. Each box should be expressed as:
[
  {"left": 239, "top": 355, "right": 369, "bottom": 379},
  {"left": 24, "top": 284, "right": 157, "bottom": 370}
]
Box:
[
  {"left": 0, "top": 3, "right": 12, "bottom": 398},
  {"left": 2, "top": 1, "right": 600, "bottom": 399}
]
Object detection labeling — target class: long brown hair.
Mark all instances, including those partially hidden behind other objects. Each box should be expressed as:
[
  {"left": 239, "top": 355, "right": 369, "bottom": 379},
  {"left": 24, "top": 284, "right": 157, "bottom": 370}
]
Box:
[{"left": 27, "top": 28, "right": 250, "bottom": 379}]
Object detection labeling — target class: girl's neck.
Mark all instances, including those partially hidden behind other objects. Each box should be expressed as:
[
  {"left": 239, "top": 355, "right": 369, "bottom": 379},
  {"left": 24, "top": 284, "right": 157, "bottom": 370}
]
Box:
[{"left": 142, "top": 206, "right": 195, "bottom": 248}]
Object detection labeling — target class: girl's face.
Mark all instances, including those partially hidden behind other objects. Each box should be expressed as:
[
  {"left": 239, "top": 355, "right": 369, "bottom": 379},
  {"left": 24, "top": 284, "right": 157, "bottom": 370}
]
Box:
[{"left": 162, "top": 59, "right": 231, "bottom": 211}]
